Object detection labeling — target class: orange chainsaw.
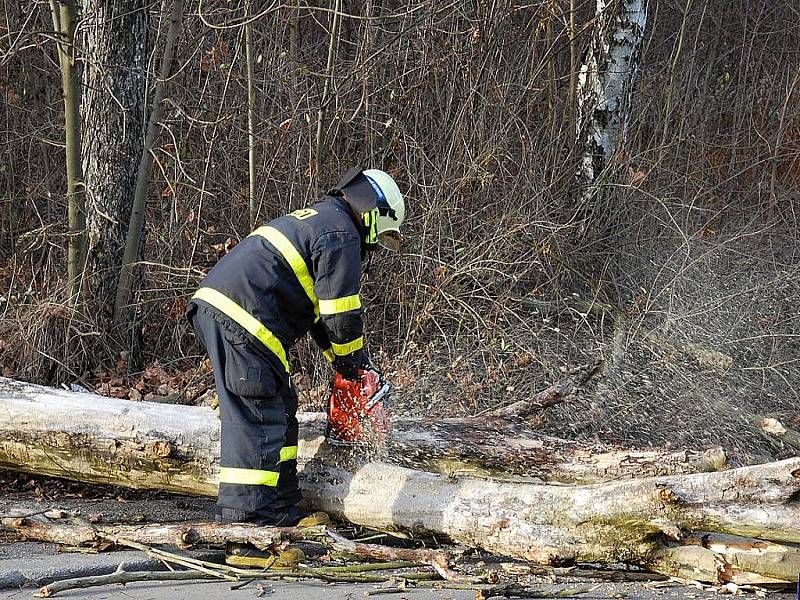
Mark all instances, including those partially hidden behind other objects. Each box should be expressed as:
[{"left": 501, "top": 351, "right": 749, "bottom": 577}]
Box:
[{"left": 326, "top": 369, "right": 392, "bottom": 444}]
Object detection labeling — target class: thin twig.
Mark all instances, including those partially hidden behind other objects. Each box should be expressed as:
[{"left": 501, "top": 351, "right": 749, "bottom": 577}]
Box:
[
  {"left": 316, "top": 561, "right": 421, "bottom": 573},
  {"left": 109, "top": 537, "right": 236, "bottom": 581},
  {"left": 36, "top": 569, "right": 213, "bottom": 598},
  {"left": 325, "top": 529, "right": 467, "bottom": 581}
]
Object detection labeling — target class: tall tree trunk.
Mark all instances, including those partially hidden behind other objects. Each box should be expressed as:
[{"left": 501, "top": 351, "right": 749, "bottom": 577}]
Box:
[
  {"left": 575, "top": 0, "right": 647, "bottom": 204},
  {"left": 113, "top": 0, "right": 184, "bottom": 329},
  {"left": 48, "top": 0, "right": 86, "bottom": 305},
  {"left": 81, "top": 0, "right": 149, "bottom": 330}
]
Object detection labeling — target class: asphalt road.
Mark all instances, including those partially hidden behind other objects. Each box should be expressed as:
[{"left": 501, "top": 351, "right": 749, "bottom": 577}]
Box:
[
  {"left": 0, "top": 579, "right": 476, "bottom": 600},
  {"left": 0, "top": 478, "right": 478, "bottom": 598},
  {"left": 0, "top": 540, "right": 476, "bottom": 599},
  {"left": 4, "top": 537, "right": 793, "bottom": 600}
]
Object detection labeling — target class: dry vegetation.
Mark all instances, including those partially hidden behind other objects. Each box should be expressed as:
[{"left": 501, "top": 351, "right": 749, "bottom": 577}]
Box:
[{"left": 0, "top": 0, "right": 799, "bottom": 462}]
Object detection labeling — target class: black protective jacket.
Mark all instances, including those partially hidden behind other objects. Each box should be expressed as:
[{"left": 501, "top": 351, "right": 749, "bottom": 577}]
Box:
[{"left": 188, "top": 195, "right": 369, "bottom": 378}]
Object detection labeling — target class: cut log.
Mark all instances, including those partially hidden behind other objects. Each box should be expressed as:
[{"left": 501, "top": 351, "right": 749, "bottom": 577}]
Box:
[
  {"left": 5, "top": 515, "right": 800, "bottom": 586},
  {"left": 1, "top": 378, "right": 798, "bottom": 583},
  {"left": 0, "top": 378, "right": 220, "bottom": 496},
  {"left": 299, "top": 456, "right": 800, "bottom": 582},
  {"left": 0, "top": 377, "right": 724, "bottom": 489}
]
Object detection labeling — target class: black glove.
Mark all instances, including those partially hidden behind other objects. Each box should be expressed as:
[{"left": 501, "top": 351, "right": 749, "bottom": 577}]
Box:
[{"left": 332, "top": 349, "right": 370, "bottom": 381}]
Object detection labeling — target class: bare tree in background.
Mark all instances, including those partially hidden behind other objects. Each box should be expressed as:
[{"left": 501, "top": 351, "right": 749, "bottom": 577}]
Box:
[
  {"left": 47, "top": 0, "right": 86, "bottom": 304},
  {"left": 314, "top": 0, "right": 342, "bottom": 192},
  {"left": 81, "top": 1, "right": 149, "bottom": 327},
  {"left": 575, "top": 0, "right": 647, "bottom": 202},
  {"left": 5, "top": 0, "right": 800, "bottom": 466}
]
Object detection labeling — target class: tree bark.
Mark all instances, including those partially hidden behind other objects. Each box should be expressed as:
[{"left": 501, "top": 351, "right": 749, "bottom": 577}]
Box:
[
  {"left": 5, "top": 512, "right": 800, "bottom": 585},
  {"left": 1, "top": 377, "right": 797, "bottom": 583},
  {"left": 301, "top": 459, "right": 800, "bottom": 583},
  {"left": 81, "top": 0, "right": 149, "bottom": 323}
]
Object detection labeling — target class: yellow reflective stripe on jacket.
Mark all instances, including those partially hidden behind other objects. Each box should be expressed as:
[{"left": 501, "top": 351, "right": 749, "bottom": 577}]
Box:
[
  {"left": 250, "top": 226, "right": 319, "bottom": 316},
  {"left": 322, "top": 348, "right": 335, "bottom": 363},
  {"left": 192, "top": 287, "right": 289, "bottom": 373},
  {"left": 219, "top": 466, "right": 279, "bottom": 487},
  {"left": 319, "top": 294, "right": 361, "bottom": 315},
  {"left": 280, "top": 446, "right": 298, "bottom": 462},
  {"left": 331, "top": 336, "right": 364, "bottom": 357}
]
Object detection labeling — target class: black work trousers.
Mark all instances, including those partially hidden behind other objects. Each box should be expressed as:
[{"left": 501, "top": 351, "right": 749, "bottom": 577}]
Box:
[{"left": 191, "top": 305, "right": 302, "bottom": 525}]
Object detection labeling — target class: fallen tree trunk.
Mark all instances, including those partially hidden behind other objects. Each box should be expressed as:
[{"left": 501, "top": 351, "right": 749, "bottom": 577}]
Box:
[
  {"left": 0, "top": 378, "right": 221, "bottom": 496},
  {"left": 5, "top": 511, "right": 800, "bottom": 585},
  {"left": 650, "top": 533, "right": 800, "bottom": 585},
  {"left": 374, "top": 418, "right": 726, "bottom": 482},
  {"left": 0, "top": 377, "right": 724, "bottom": 489},
  {"left": 1, "top": 378, "right": 798, "bottom": 583}
]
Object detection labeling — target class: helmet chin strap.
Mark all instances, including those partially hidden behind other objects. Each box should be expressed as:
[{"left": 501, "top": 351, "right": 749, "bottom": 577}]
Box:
[
  {"left": 362, "top": 209, "right": 380, "bottom": 276},
  {"left": 362, "top": 208, "right": 379, "bottom": 248}
]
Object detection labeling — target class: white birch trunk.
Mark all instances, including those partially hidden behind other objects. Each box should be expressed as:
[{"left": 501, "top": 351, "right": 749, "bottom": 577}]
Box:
[{"left": 576, "top": 0, "right": 647, "bottom": 190}]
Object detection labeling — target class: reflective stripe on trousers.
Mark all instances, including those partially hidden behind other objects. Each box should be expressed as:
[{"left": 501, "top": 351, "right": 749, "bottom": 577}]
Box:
[{"left": 190, "top": 305, "right": 301, "bottom": 524}]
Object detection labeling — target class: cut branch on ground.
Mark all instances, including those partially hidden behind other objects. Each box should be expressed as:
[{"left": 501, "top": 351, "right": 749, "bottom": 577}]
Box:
[{"left": 2, "top": 513, "right": 459, "bottom": 580}]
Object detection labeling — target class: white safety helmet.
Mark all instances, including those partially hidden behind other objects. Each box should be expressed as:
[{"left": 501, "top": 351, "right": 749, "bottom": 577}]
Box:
[{"left": 363, "top": 169, "right": 405, "bottom": 251}]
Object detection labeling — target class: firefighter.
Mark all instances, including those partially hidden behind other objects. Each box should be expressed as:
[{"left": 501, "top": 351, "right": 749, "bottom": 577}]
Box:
[{"left": 186, "top": 167, "right": 404, "bottom": 567}]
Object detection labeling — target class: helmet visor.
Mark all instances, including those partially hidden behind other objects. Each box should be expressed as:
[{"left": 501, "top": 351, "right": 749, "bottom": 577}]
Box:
[{"left": 378, "top": 230, "right": 401, "bottom": 252}]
